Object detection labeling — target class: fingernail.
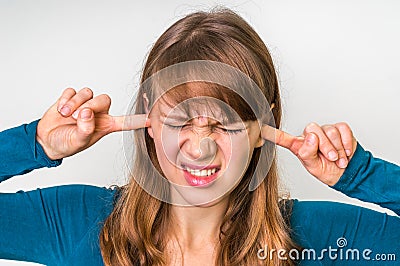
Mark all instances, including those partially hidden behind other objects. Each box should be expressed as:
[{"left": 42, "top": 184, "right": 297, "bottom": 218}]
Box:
[
  {"left": 345, "top": 149, "right": 351, "bottom": 156},
  {"left": 80, "top": 109, "right": 92, "bottom": 120},
  {"left": 339, "top": 158, "right": 348, "bottom": 168},
  {"left": 72, "top": 110, "right": 79, "bottom": 119},
  {"left": 60, "top": 105, "right": 71, "bottom": 116},
  {"left": 328, "top": 150, "right": 338, "bottom": 161},
  {"left": 306, "top": 133, "right": 316, "bottom": 145}
]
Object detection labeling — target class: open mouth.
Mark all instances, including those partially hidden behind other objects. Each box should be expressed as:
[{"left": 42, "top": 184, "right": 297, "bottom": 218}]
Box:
[{"left": 182, "top": 164, "right": 221, "bottom": 187}]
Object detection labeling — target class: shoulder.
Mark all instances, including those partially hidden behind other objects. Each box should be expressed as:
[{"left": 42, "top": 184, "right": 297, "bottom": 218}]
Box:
[
  {"left": 36, "top": 184, "right": 117, "bottom": 212},
  {"left": 289, "top": 199, "right": 393, "bottom": 225},
  {"left": 0, "top": 184, "right": 119, "bottom": 264},
  {"left": 36, "top": 184, "right": 117, "bottom": 200},
  {"left": 13, "top": 184, "right": 118, "bottom": 222},
  {"left": 287, "top": 199, "right": 400, "bottom": 252},
  {"left": 289, "top": 199, "right": 387, "bottom": 234}
]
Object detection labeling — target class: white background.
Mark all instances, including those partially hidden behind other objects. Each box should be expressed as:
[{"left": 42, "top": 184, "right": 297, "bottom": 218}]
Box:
[{"left": 0, "top": 0, "right": 399, "bottom": 265}]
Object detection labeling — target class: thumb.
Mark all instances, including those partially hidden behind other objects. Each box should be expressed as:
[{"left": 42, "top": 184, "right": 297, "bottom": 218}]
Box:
[
  {"left": 297, "top": 132, "right": 320, "bottom": 168},
  {"left": 74, "top": 108, "right": 95, "bottom": 146}
]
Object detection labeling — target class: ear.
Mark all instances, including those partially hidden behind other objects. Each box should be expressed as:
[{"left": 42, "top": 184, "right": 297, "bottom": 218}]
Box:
[
  {"left": 147, "top": 127, "right": 154, "bottom": 139},
  {"left": 254, "top": 120, "right": 265, "bottom": 148},
  {"left": 255, "top": 134, "right": 265, "bottom": 148},
  {"left": 143, "top": 93, "right": 154, "bottom": 138},
  {"left": 269, "top": 102, "right": 275, "bottom": 111}
]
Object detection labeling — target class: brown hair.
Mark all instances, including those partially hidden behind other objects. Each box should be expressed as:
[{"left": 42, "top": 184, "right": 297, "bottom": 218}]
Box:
[{"left": 100, "top": 8, "right": 299, "bottom": 265}]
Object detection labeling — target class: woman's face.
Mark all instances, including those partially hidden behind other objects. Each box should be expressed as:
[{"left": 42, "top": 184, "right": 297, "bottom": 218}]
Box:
[{"left": 147, "top": 96, "right": 264, "bottom": 206}]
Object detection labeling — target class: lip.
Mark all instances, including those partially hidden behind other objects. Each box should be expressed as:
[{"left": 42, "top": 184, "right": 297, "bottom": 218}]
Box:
[
  {"left": 181, "top": 163, "right": 220, "bottom": 170},
  {"left": 182, "top": 165, "right": 220, "bottom": 187}
]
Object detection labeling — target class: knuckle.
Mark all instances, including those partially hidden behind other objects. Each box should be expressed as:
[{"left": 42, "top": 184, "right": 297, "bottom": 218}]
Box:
[
  {"left": 335, "top": 122, "right": 349, "bottom": 131},
  {"left": 61, "top": 88, "right": 76, "bottom": 100},
  {"left": 100, "top": 94, "right": 112, "bottom": 105},
  {"left": 297, "top": 148, "right": 308, "bottom": 159},
  {"left": 66, "top": 97, "right": 77, "bottom": 106},
  {"left": 324, "top": 126, "right": 339, "bottom": 139},
  {"left": 80, "top": 87, "right": 93, "bottom": 98},
  {"left": 64, "top": 87, "right": 75, "bottom": 94},
  {"left": 336, "top": 122, "right": 352, "bottom": 134},
  {"left": 305, "top": 122, "right": 319, "bottom": 133},
  {"left": 337, "top": 148, "right": 346, "bottom": 157},
  {"left": 336, "top": 121, "right": 348, "bottom": 128},
  {"left": 80, "top": 126, "right": 93, "bottom": 135},
  {"left": 335, "top": 122, "right": 354, "bottom": 142}
]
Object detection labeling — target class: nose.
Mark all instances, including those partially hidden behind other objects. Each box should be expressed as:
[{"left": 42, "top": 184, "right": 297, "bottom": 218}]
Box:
[{"left": 181, "top": 130, "right": 217, "bottom": 163}]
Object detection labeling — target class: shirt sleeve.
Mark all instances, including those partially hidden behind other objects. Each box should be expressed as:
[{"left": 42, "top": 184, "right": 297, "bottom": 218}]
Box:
[
  {"left": 0, "top": 120, "right": 62, "bottom": 182},
  {"left": 290, "top": 200, "right": 400, "bottom": 265},
  {"left": 332, "top": 142, "right": 400, "bottom": 216},
  {"left": 0, "top": 185, "right": 114, "bottom": 265}
]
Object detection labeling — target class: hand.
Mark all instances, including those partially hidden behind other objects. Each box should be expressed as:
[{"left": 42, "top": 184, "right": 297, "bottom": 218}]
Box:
[
  {"left": 262, "top": 122, "right": 357, "bottom": 186},
  {"left": 37, "top": 88, "right": 149, "bottom": 160}
]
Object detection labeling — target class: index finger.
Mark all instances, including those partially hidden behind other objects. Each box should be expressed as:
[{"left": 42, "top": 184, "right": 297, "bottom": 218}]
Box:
[
  {"left": 111, "top": 114, "right": 150, "bottom": 132},
  {"left": 261, "top": 125, "right": 303, "bottom": 154}
]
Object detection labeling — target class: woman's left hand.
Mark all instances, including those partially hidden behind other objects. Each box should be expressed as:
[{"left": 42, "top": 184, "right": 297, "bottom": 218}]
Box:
[{"left": 262, "top": 122, "right": 358, "bottom": 186}]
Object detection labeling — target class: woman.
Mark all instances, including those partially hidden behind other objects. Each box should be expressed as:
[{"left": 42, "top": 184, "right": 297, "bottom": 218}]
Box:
[{"left": 1, "top": 9, "right": 399, "bottom": 266}]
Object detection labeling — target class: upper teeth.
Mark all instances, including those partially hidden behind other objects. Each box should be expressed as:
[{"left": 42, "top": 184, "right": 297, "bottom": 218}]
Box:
[{"left": 184, "top": 166, "right": 217, "bottom": 177}]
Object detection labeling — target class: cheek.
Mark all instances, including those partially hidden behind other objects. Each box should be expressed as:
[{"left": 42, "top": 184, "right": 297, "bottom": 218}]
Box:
[
  {"left": 215, "top": 132, "right": 252, "bottom": 172},
  {"left": 225, "top": 133, "right": 251, "bottom": 166},
  {"left": 214, "top": 135, "right": 232, "bottom": 162},
  {"left": 152, "top": 126, "right": 181, "bottom": 172},
  {"left": 161, "top": 130, "right": 181, "bottom": 164}
]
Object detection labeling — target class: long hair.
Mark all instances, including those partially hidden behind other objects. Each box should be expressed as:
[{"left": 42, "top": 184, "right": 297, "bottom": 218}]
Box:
[{"left": 100, "top": 8, "right": 299, "bottom": 265}]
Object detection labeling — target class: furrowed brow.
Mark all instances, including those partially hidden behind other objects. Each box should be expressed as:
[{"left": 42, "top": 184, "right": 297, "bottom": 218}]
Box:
[{"left": 160, "top": 110, "right": 188, "bottom": 121}]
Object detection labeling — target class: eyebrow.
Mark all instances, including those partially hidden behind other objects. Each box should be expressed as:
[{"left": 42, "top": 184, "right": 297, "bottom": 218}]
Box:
[
  {"left": 160, "top": 112, "right": 247, "bottom": 128},
  {"left": 160, "top": 111, "right": 188, "bottom": 121}
]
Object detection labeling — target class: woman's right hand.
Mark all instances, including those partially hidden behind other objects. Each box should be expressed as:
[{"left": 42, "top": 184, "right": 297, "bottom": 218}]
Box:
[{"left": 36, "top": 88, "right": 149, "bottom": 160}]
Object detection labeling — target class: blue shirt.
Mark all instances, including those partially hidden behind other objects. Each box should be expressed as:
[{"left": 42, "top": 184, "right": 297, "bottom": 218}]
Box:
[{"left": 0, "top": 120, "right": 399, "bottom": 265}]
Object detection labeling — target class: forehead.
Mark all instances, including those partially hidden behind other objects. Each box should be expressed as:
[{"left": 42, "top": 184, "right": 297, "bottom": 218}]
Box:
[
  {"left": 149, "top": 82, "right": 255, "bottom": 123},
  {"left": 155, "top": 96, "right": 236, "bottom": 124}
]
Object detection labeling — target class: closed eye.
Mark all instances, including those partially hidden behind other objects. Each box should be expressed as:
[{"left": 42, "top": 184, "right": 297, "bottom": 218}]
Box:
[
  {"left": 215, "top": 127, "right": 245, "bottom": 135},
  {"left": 164, "top": 124, "right": 245, "bottom": 134},
  {"left": 165, "top": 124, "right": 188, "bottom": 130}
]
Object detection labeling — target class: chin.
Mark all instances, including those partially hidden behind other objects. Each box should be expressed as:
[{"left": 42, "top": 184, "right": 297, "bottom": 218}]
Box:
[{"left": 168, "top": 184, "right": 229, "bottom": 207}]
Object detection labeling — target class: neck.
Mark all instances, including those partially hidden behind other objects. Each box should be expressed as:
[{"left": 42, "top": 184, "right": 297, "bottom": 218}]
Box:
[{"left": 168, "top": 197, "right": 229, "bottom": 251}]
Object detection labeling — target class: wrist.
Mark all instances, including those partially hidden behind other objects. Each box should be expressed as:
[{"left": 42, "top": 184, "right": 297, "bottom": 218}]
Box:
[{"left": 36, "top": 120, "right": 60, "bottom": 160}]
